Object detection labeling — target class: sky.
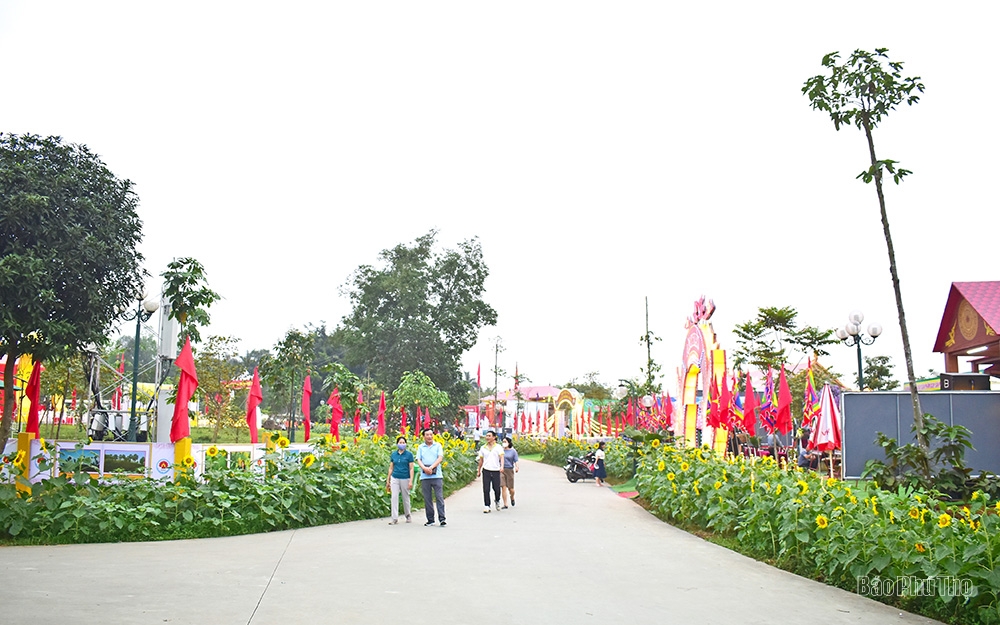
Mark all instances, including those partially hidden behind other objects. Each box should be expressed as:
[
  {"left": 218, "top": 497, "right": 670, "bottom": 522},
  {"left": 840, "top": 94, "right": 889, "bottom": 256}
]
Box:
[{"left": 1, "top": 2, "right": 997, "bottom": 394}]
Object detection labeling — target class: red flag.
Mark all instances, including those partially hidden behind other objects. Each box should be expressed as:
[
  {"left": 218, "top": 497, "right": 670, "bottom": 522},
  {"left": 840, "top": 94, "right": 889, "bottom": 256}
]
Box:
[
  {"left": 246, "top": 367, "right": 263, "bottom": 444},
  {"left": 301, "top": 375, "right": 312, "bottom": 442},
  {"left": 742, "top": 373, "right": 758, "bottom": 436},
  {"left": 586, "top": 410, "right": 592, "bottom": 436},
  {"left": 170, "top": 337, "right": 199, "bottom": 443},
  {"left": 71, "top": 387, "right": 77, "bottom": 410},
  {"left": 719, "top": 377, "right": 732, "bottom": 429},
  {"left": 114, "top": 352, "right": 125, "bottom": 410},
  {"left": 477, "top": 363, "right": 481, "bottom": 389},
  {"left": 706, "top": 378, "right": 720, "bottom": 428},
  {"left": 400, "top": 405, "right": 408, "bottom": 435},
  {"left": 354, "top": 389, "right": 363, "bottom": 433},
  {"left": 329, "top": 387, "right": 344, "bottom": 441},
  {"left": 776, "top": 365, "right": 793, "bottom": 435},
  {"left": 663, "top": 394, "right": 673, "bottom": 429},
  {"left": 424, "top": 406, "right": 432, "bottom": 429},
  {"left": 25, "top": 361, "right": 42, "bottom": 436},
  {"left": 376, "top": 391, "right": 386, "bottom": 436}
]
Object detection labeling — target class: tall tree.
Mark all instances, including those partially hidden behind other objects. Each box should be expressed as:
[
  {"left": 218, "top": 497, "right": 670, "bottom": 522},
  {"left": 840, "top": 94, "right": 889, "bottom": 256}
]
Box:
[
  {"left": 861, "top": 355, "right": 899, "bottom": 391},
  {"left": 0, "top": 134, "right": 144, "bottom": 443},
  {"left": 258, "top": 328, "right": 314, "bottom": 437},
  {"left": 194, "top": 336, "right": 246, "bottom": 443},
  {"left": 804, "top": 49, "right": 927, "bottom": 450},
  {"left": 161, "top": 257, "right": 221, "bottom": 348},
  {"left": 339, "top": 231, "right": 497, "bottom": 412}
]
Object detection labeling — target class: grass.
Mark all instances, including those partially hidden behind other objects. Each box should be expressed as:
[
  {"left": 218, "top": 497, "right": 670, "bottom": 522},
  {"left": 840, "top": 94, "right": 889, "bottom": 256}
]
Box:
[{"left": 520, "top": 453, "right": 542, "bottom": 462}]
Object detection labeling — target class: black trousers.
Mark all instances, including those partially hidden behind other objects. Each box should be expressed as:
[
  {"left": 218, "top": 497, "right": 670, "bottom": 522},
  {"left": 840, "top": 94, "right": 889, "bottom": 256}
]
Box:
[{"left": 482, "top": 469, "right": 501, "bottom": 506}]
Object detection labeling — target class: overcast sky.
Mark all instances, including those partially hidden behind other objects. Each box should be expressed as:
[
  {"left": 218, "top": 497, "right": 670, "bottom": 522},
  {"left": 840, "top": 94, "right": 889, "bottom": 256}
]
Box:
[{"left": 1, "top": 2, "right": 996, "bottom": 393}]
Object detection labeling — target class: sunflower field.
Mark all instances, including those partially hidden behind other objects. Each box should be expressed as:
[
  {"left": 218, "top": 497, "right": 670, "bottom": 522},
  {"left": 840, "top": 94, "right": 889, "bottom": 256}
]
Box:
[
  {"left": 637, "top": 445, "right": 1000, "bottom": 625},
  {"left": 0, "top": 431, "right": 476, "bottom": 545}
]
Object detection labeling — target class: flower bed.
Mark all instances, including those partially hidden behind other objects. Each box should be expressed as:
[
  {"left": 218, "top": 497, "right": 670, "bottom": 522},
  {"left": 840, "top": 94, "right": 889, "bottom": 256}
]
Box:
[
  {"left": 0, "top": 432, "right": 476, "bottom": 544},
  {"left": 637, "top": 445, "right": 1000, "bottom": 625}
]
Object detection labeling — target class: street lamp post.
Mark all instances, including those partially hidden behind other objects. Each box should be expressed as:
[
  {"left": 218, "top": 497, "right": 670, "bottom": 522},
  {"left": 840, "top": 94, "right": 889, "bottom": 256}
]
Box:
[
  {"left": 834, "top": 310, "right": 882, "bottom": 391},
  {"left": 125, "top": 290, "right": 160, "bottom": 442}
]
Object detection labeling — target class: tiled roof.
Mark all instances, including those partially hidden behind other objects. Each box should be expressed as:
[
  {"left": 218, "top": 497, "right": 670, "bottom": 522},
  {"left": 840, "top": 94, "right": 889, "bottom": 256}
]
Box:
[{"left": 933, "top": 282, "right": 1000, "bottom": 352}]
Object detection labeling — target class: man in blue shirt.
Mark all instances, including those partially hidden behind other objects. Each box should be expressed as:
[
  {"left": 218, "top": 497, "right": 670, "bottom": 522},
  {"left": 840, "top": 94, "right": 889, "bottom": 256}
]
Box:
[{"left": 415, "top": 428, "right": 446, "bottom": 526}]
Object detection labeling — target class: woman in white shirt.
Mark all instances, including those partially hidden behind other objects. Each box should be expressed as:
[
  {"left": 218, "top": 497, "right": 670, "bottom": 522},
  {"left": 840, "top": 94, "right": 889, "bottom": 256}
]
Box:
[{"left": 593, "top": 441, "right": 607, "bottom": 487}]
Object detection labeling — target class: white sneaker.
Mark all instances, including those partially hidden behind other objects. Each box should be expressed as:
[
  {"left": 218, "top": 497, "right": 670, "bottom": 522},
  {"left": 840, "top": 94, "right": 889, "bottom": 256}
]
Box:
[{"left": 483, "top": 506, "right": 491, "bottom": 513}]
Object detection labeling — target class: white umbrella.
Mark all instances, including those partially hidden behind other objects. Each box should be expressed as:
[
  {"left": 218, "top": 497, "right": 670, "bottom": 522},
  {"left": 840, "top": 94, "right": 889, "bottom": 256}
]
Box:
[{"left": 808, "top": 383, "right": 842, "bottom": 477}]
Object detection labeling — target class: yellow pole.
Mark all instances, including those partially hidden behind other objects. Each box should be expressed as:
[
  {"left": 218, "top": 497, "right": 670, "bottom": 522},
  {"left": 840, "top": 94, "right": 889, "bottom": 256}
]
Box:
[
  {"left": 15, "top": 431, "right": 35, "bottom": 495},
  {"left": 173, "top": 437, "right": 192, "bottom": 481}
]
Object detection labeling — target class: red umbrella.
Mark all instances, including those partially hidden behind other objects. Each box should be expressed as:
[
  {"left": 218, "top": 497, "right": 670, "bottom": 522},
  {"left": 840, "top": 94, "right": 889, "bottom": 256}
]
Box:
[{"left": 809, "top": 383, "right": 843, "bottom": 477}]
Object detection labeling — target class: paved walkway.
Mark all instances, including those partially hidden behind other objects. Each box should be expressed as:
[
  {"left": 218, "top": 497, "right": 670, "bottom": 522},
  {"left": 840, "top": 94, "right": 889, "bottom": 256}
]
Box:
[{"left": 1, "top": 460, "right": 940, "bottom": 625}]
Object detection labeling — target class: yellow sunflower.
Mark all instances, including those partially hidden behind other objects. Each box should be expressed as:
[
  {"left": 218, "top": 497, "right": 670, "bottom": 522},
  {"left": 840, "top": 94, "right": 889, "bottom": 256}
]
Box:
[
  {"left": 277, "top": 436, "right": 290, "bottom": 449},
  {"left": 938, "top": 513, "right": 952, "bottom": 528},
  {"left": 908, "top": 507, "right": 920, "bottom": 520},
  {"left": 714, "top": 481, "right": 722, "bottom": 490},
  {"left": 182, "top": 456, "right": 195, "bottom": 468},
  {"left": 302, "top": 454, "right": 316, "bottom": 468},
  {"left": 206, "top": 446, "right": 219, "bottom": 457},
  {"left": 13, "top": 450, "right": 26, "bottom": 466},
  {"left": 657, "top": 460, "right": 666, "bottom": 472},
  {"left": 815, "top": 514, "right": 829, "bottom": 529},
  {"left": 775, "top": 484, "right": 783, "bottom": 496},
  {"left": 796, "top": 480, "right": 809, "bottom": 495},
  {"left": 651, "top": 439, "right": 661, "bottom": 448},
  {"left": 666, "top": 472, "right": 675, "bottom": 482},
  {"left": 915, "top": 542, "right": 925, "bottom": 553},
  {"left": 680, "top": 462, "right": 690, "bottom": 472}
]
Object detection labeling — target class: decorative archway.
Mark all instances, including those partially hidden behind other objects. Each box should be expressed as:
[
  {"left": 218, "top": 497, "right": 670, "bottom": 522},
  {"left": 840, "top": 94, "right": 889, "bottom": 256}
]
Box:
[{"left": 676, "top": 296, "right": 728, "bottom": 452}]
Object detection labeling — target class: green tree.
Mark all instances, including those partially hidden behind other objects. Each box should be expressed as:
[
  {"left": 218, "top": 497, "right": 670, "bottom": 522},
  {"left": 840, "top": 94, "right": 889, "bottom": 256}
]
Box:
[
  {"left": 339, "top": 231, "right": 497, "bottom": 412},
  {"left": 0, "top": 133, "right": 144, "bottom": 443},
  {"left": 804, "top": 48, "right": 927, "bottom": 452},
  {"left": 195, "top": 336, "right": 247, "bottom": 443},
  {"left": 109, "top": 333, "right": 158, "bottom": 384},
  {"left": 733, "top": 306, "right": 831, "bottom": 371},
  {"left": 161, "top": 257, "right": 221, "bottom": 348},
  {"left": 39, "top": 347, "right": 89, "bottom": 438},
  {"left": 861, "top": 355, "right": 899, "bottom": 391},
  {"left": 565, "top": 371, "right": 611, "bottom": 401},
  {"left": 392, "top": 369, "right": 449, "bottom": 432},
  {"left": 259, "top": 328, "right": 314, "bottom": 437}
]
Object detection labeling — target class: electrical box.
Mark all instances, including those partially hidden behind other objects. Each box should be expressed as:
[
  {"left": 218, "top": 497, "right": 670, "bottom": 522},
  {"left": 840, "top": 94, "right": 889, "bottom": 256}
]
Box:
[{"left": 939, "top": 372, "right": 993, "bottom": 391}]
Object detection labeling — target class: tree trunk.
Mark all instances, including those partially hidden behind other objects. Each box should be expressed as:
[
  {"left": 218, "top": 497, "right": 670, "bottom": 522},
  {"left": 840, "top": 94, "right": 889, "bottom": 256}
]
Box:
[
  {"left": 862, "top": 112, "right": 929, "bottom": 455},
  {"left": 0, "top": 346, "right": 17, "bottom": 443}
]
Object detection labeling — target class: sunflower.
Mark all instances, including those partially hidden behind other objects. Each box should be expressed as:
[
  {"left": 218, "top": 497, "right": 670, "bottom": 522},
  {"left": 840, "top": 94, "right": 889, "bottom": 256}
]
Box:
[
  {"left": 277, "top": 436, "right": 290, "bottom": 449},
  {"left": 442, "top": 460, "right": 448, "bottom": 467},
  {"left": 915, "top": 542, "right": 926, "bottom": 553},
  {"left": 651, "top": 439, "right": 661, "bottom": 448},
  {"left": 826, "top": 477, "right": 838, "bottom": 489},
  {"left": 680, "top": 462, "right": 690, "bottom": 472},
  {"left": 657, "top": 460, "right": 666, "bottom": 472},
  {"left": 938, "top": 513, "right": 952, "bottom": 528},
  {"left": 972, "top": 491, "right": 980, "bottom": 501},
  {"left": 774, "top": 484, "right": 783, "bottom": 496},
  {"left": 815, "top": 514, "right": 829, "bottom": 529},
  {"left": 302, "top": 454, "right": 316, "bottom": 468},
  {"left": 182, "top": 456, "right": 195, "bottom": 468},
  {"left": 796, "top": 480, "right": 809, "bottom": 495},
  {"left": 13, "top": 450, "right": 26, "bottom": 466},
  {"left": 666, "top": 472, "right": 675, "bottom": 482},
  {"left": 206, "top": 446, "right": 219, "bottom": 458},
  {"left": 849, "top": 495, "right": 857, "bottom": 505},
  {"left": 996, "top": 501, "right": 1000, "bottom": 514},
  {"left": 713, "top": 481, "right": 722, "bottom": 490},
  {"left": 908, "top": 507, "right": 920, "bottom": 520}
]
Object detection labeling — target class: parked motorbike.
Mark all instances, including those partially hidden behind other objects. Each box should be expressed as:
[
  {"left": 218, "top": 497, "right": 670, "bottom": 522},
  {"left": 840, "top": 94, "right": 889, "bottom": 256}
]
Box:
[{"left": 564, "top": 450, "right": 596, "bottom": 483}]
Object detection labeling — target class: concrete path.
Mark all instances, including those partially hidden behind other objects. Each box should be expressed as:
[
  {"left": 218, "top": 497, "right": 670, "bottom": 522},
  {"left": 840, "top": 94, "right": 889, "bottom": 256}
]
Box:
[{"left": 0, "top": 459, "right": 940, "bottom": 625}]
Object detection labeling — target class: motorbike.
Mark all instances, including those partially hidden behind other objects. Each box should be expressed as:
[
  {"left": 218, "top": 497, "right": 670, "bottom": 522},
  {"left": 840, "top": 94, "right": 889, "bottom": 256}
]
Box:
[{"left": 564, "top": 450, "right": 596, "bottom": 483}]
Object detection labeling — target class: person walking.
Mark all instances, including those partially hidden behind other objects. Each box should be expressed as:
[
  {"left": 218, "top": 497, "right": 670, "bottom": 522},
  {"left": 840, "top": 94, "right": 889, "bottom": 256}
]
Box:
[
  {"left": 500, "top": 436, "right": 519, "bottom": 509},
  {"left": 386, "top": 435, "right": 414, "bottom": 524},
  {"left": 593, "top": 441, "right": 607, "bottom": 487},
  {"left": 477, "top": 430, "right": 504, "bottom": 513},
  {"left": 415, "top": 428, "right": 446, "bottom": 527}
]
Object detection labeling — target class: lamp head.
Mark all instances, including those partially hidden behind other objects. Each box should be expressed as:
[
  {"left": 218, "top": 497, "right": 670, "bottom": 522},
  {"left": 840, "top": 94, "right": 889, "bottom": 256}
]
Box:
[
  {"left": 834, "top": 327, "right": 848, "bottom": 340},
  {"left": 613, "top": 385, "right": 628, "bottom": 400},
  {"left": 848, "top": 310, "right": 864, "bottom": 325},
  {"left": 641, "top": 394, "right": 655, "bottom": 408},
  {"left": 868, "top": 323, "right": 882, "bottom": 338},
  {"left": 142, "top": 299, "right": 160, "bottom": 314},
  {"left": 845, "top": 323, "right": 860, "bottom": 337}
]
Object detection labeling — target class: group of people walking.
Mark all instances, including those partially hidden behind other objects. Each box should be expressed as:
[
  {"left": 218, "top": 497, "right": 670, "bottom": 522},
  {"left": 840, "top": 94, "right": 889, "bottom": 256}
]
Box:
[{"left": 385, "top": 429, "right": 520, "bottom": 526}]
